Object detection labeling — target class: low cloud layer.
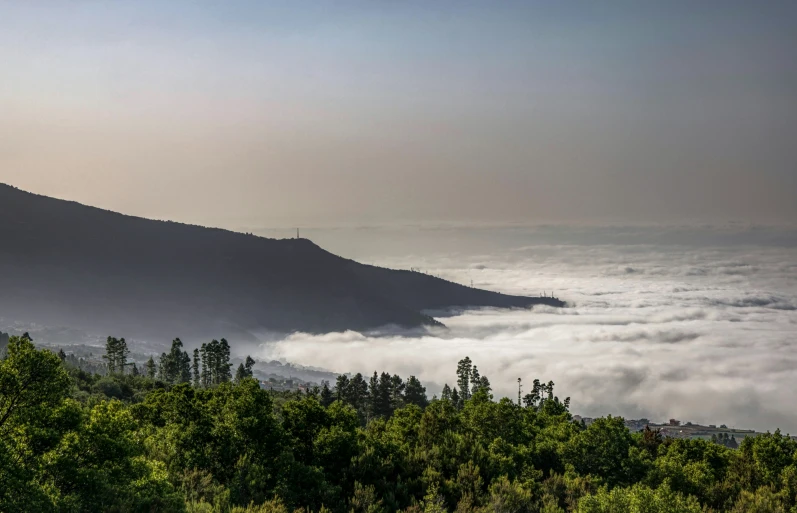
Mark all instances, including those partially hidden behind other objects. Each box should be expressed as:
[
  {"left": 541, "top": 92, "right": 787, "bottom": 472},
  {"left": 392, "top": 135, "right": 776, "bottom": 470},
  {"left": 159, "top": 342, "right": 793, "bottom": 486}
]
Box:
[{"left": 258, "top": 225, "right": 797, "bottom": 433}]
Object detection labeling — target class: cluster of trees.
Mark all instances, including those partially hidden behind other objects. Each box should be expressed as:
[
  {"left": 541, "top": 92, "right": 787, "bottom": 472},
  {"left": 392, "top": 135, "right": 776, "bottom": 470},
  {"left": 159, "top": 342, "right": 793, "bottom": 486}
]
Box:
[
  {"left": 198, "top": 338, "right": 233, "bottom": 386},
  {"left": 59, "top": 348, "right": 108, "bottom": 375},
  {"left": 439, "top": 356, "right": 492, "bottom": 409},
  {"left": 107, "top": 337, "right": 252, "bottom": 389},
  {"left": 712, "top": 432, "right": 740, "bottom": 449},
  {"left": 235, "top": 356, "right": 256, "bottom": 382},
  {"left": 329, "top": 371, "right": 428, "bottom": 424},
  {"left": 3, "top": 333, "right": 797, "bottom": 513},
  {"left": 104, "top": 336, "right": 131, "bottom": 373},
  {"left": 157, "top": 338, "right": 193, "bottom": 383}
]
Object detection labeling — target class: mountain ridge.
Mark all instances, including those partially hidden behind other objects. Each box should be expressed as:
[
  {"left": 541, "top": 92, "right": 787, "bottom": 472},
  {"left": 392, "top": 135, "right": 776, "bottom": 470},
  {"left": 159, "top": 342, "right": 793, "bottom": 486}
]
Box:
[{"left": 0, "top": 183, "right": 563, "bottom": 341}]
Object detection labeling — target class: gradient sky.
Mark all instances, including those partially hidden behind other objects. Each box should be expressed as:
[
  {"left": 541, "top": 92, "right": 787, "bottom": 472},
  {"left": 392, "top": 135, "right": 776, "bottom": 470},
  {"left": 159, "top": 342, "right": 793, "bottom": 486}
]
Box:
[{"left": 2, "top": 1, "right": 796, "bottom": 227}]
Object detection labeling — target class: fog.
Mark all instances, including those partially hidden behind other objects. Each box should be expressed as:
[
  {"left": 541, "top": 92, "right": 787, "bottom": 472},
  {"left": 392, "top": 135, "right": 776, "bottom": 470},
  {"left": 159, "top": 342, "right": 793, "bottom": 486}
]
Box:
[{"left": 257, "top": 224, "right": 797, "bottom": 433}]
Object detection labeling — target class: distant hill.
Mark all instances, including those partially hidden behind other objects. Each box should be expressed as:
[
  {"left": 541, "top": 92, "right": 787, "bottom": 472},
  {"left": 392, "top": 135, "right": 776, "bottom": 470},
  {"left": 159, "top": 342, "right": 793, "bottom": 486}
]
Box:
[{"left": 0, "top": 184, "right": 563, "bottom": 341}]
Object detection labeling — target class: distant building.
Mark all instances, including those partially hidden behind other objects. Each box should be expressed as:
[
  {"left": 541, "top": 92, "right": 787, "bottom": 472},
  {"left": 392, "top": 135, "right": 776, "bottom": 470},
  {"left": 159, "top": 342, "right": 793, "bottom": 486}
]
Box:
[{"left": 669, "top": 419, "right": 681, "bottom": 426}]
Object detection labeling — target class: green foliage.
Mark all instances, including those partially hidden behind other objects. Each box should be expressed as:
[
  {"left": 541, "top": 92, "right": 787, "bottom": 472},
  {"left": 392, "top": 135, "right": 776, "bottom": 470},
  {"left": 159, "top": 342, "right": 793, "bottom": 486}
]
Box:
[
  {"left": 404, "top": 376, "right": 428, "bottom": 409},
  {"left": 0, "top": 335, "right": 182, "bottom": 512},
  {"left": 576, "top": 483, "right": 702, "bottom": 513},
  {"left": 235, "top": 356, "right": 256, "bottom": 383},
  {"left": 159, "top": 338, "right": 193, "bottom": 384},
  {"left": 4, "top": 341, "right": 797, "bottom": 513},
  {"left": 564, "top": 416, "right": 640, "bottom": 488},
  {"left": 146, "top": 355, "right": 157, "bottom": 379},
  {"left": 199, "top": 339, "right": 233, "bottom": 386},
  {"left": 0, "top": 334, "right": 71, "bottom": 434},
  {"left": 103, "top": 336, "right": 130, "bottom": 374}
]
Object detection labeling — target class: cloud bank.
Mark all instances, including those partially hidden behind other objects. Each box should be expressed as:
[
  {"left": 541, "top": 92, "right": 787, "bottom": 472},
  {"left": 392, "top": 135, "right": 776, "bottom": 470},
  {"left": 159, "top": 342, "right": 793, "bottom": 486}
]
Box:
[{"left": 258, "top": 225, "right": 797, "bottom": 433}]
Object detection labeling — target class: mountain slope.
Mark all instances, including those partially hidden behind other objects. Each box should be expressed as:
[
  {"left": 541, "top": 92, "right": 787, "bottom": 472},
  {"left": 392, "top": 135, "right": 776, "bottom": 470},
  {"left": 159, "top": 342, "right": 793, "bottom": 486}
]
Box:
[{"left": 0, "top": 184, "right": 563, "bottom": 340}]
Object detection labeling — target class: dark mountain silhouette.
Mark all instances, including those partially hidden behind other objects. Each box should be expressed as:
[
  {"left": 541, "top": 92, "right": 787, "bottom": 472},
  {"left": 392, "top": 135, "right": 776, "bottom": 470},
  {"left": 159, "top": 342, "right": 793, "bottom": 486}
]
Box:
[{"left": 0, "top": 184, "right": 563, "bottom": 341}]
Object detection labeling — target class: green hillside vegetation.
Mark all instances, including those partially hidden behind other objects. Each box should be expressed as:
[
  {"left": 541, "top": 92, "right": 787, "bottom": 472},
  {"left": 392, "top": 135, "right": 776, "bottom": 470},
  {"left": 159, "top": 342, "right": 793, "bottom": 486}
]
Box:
[{"left": 2, "top": 334, "right": 797, "bottom": 512}]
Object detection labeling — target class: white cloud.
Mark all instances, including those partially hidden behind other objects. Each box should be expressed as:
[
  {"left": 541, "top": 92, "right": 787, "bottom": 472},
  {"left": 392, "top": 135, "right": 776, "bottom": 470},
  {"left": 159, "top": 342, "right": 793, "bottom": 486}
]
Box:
[{"left": 257, "top": 226, "right": 797, "bottom": 433}]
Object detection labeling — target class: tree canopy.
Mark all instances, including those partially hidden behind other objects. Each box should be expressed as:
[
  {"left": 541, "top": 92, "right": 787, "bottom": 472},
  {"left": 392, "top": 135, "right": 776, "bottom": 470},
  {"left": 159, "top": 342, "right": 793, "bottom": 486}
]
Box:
[{"left": 2, "top": 341, "right": 796, "bottom": 513}]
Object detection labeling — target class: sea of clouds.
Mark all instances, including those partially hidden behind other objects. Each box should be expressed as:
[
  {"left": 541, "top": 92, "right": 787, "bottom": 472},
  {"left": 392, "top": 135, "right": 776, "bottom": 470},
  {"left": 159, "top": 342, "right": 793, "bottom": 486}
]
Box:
[{"left": 255, "top": 224, "right": 797, "bottom": 433}]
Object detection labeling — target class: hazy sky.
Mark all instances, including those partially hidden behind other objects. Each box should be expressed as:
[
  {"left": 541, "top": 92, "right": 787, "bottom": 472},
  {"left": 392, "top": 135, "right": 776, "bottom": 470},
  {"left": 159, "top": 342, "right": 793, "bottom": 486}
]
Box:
[{"left": 2, "top": 1, "right": 796, "bottom": 226}]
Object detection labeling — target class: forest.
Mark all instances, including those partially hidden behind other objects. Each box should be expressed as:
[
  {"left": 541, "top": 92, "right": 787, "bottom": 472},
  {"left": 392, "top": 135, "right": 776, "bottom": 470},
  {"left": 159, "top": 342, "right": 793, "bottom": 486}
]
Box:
[{"left": 2, "top": 334, "right": 797, "bottom": 513}]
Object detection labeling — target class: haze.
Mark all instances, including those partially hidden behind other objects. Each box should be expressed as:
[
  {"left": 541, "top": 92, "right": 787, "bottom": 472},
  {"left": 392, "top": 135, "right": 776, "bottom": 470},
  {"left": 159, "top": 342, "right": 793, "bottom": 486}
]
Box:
[{"left": 2, "top": 1, "right": 796, "bottom": 227}]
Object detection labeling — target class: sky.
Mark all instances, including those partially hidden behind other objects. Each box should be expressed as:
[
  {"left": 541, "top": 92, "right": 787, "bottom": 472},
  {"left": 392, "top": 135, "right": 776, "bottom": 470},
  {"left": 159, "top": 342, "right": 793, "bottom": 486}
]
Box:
[{"left": 1, "top": 1, "right": 796, "bottom": 227}]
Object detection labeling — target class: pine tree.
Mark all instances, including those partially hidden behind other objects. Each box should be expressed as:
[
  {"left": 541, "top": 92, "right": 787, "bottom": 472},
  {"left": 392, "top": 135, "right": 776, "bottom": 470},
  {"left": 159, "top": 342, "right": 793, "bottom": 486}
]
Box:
[
  {"left": 218, "top": 339, "right": 232, "bottom": 383},
  {"left": 131, "top": 362, "right": 139, "bottom": 376},
  {"left": 200, "top": 343, "right": 210, "bottom": 386},
  {"left": 176, "top": 351, "right": 191, "bottom": 383},
  {"left": 159, "top": 338, "right": 191, "bottom": 384},
  {"left": 377, "top": 372, "right": 393, "bottom": 417},
  {"left": 335, "top": 375, "right": 350, "bottom": 402},
  {"left": 404, "top": 376, "right": 428, "bottom": 408},
  {"left": 451, "top": 387, "right": 461, "bottom": 409},
  {"left": 103, "top": 336, "right": 129, "bottom": 374},
  {"left": 470, "top": 365, "right": 480, "bottom": 395},
  {"left": 235, "top": 363, "right": 247, "bottom": 383},
  {"left": 118, "top": 338, "right": 129, "bottom": 373},
  {"left": 347, "top": 373, "right": 369, "bottom": 421},
  {"left": 477, "top": 375, "right": 491, "bottom": 394},
  {"left": 196, "top": 339, "right": 233, "bottom": 386},
  {"left": 456, "top": 357, "right": 472, "bottom": 403},
  {"left": 158, "top": 353, "right": 167, "bottom": 381},
  {"left": 441, "top": 384, "right": 452, "bottom": 402},
  {"left": 192, "top": 348, "right": 200, "bottom": 387},
  {"left": 244, "top": 356, "right": 255, "bottom": 377},
  {"left": 320, "top": 381, "right": 334, "bottom": 407},
  {"left": 389, "top": 374, "right": 405, "bottom": 412},
  {"left": 368, "top": 372, "right": 380, "bottom": 420},
  {"left": 103, "top": 337, "right": 117, "bottom": 374},
  {"left": 145, "top": 356, "right": 156, "bottom": 379}
]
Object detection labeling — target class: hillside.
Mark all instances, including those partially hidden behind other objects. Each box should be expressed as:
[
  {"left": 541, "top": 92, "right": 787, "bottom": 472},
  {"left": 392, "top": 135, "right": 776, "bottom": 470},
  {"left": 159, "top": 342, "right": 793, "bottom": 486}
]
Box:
[{"left": 0, "top": 184, "right": 563, "bottom": 340}]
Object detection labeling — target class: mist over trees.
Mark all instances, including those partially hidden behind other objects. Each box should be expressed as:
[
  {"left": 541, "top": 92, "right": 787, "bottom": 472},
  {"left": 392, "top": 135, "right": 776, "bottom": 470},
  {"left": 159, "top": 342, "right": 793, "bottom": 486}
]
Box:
[{"left": 2, "top": 335, "right": 797, "bottom": 512}]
